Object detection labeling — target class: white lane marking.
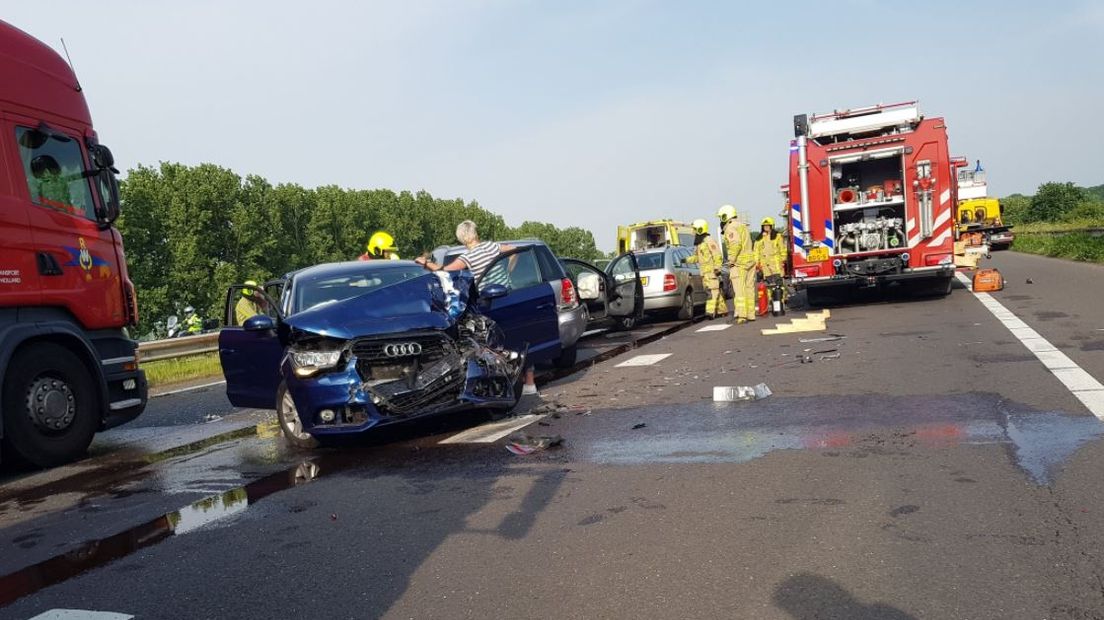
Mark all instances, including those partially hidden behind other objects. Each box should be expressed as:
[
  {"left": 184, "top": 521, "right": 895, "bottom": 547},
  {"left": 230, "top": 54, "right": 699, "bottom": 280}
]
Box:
[
  {"left": 438, "top": 414, "right": 545, "bottom": 444},
  {"left": 957, "top": 272, "right": 1104, "bottom": 418},
  {"left": 616, "top": 353, "right": 672, "bottom": 367},
  {"left": 29, "top": 611, "right": 134, "bottom": 620},
  {"left": 697, "top": 324, "right": 731, "bottom": 332},
  {"left": 152, "top": 380, "right": 226, "bottom": 398}
]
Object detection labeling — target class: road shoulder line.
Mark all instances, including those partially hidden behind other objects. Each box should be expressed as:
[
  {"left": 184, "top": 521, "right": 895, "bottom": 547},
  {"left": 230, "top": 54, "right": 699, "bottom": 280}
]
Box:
[{"left": 956, "top": 272, "right": 1104, "bottom": 418}]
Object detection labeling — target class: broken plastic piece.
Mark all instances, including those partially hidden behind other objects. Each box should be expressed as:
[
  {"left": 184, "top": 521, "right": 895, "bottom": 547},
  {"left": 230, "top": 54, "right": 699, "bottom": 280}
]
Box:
[
  {"left": 799, "top": 335, "right": 846, "bottom": 343},
  {"left": 505, "top": 434, "right": 564, "bottom": 455},
  {"left": 713, "top": 383, "right": 772, "bottom": 402},
  {"left": 632, "top": 423, "right": 647, "bottom": 430},
  {"left": 819, "top": 353, "right": 841, "bottom": 360}
]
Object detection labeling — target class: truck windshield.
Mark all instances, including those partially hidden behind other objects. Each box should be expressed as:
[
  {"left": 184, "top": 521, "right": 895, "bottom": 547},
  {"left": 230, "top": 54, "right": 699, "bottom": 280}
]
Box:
[{"left": 15, "top": 127, "right": 96, "bottom": 220}]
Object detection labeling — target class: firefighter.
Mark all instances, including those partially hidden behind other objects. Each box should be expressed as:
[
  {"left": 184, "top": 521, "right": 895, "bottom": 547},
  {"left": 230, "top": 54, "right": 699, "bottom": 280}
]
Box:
[
  {"left": 236, "top": 280, "right": 265, "bottom": 326},
  {"left": 359, "top": 231, "right": 400, "bottom": 261},
  {"left": 718, "top": 204, "right": 755, "bottom": 324},
  {"left": 755, "top": 217, "right": 786, "bottom": 279},
  {"left": 685, "top": 219, "right": 727, "bottom": 319}
]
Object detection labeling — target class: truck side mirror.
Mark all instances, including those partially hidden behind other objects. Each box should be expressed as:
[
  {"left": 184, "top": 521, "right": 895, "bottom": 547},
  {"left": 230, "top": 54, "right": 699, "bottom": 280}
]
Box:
[{"left": 90, "top": 144, "right": 115, "bottom": 169}]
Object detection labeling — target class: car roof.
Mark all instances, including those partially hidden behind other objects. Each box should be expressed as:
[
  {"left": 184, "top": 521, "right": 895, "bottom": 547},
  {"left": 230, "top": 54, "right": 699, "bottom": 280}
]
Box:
[
  {"left": 289, "top": 260, "right": 425, "bottom": 281},
  {"left": 441, "top": 239, "right": 546, "bottom": 255}
]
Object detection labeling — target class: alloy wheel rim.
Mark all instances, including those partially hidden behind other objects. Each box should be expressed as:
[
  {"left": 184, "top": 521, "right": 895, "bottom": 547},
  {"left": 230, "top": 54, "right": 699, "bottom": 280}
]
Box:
[{"left": 280, "top": 391, "right": 310, "bottom": 440}]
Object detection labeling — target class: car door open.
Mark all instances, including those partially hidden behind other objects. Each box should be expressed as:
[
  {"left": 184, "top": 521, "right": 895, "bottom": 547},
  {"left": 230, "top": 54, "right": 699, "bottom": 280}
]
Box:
[
  {"left": 606, "top": 252, "right": 644, "bottom": 320},
  {"left": 562, "top": 259, "right": 608, "bottom": 320},
  {"left": 219, "top": 284, "right": 285, "bottom": 409}
]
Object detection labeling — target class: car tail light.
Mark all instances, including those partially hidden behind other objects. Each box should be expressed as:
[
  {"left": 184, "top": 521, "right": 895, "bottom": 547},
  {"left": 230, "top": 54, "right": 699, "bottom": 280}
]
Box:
[
  {"left": 794, "top": 265, "right": 821, "bottom": 278},
  {"left": 663, "top": 273, "right": 677, "bottom": 292},
  {"left": 924, "top": 253, "right": 953, "bottom": 266},
  {"left": 559, "top": 278, "right": 578, "bottom": 309}
]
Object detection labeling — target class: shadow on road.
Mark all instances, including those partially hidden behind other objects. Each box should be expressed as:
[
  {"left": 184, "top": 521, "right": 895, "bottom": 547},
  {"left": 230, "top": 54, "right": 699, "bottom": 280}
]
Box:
[{"left": 773, "top": 573, "right": 917, "bottom": 620}]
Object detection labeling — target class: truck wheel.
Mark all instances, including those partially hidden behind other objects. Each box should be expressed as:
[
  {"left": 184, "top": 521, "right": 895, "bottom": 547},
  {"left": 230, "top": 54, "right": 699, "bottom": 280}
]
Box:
[
  {"left": 553, "top": 344, "right": 578, "bottom": 369},
  {"left": 677, "top": 289, "right": 694, "bottom": 320},
  {"left": 277, "top": 382, "right": 318, "bottom": 450},
  {"left": 1, "top": 343, "right": 99, "bottom": 468}
]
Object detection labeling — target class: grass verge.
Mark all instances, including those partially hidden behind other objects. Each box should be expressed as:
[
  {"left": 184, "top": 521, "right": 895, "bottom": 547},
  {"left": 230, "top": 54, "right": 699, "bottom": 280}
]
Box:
[
  {"left": 142, "top": 352, "right": 223, "bottom": 389},
  {"left": 1012, "top": 232, "right": 1104, "bottom": 264},
  {"left": 1013, "top": 220, "right": 1103, "bottom": 234}
]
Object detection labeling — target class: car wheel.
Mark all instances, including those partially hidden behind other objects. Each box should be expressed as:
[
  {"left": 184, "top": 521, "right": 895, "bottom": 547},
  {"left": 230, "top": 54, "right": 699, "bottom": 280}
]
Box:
[
  {"left": 553, "top": 344, "right": 578, "bottom": 369},
  {"left": 616, "top": 314, "right": 638, "bottom": 331},
  {"left": 1, "top": 342, "right": 99, "bottom": 468},
  {"left": 677, "top": 289, "right": 694, "bottom": 320},
  {"left": 277, "top": 382, "right": 318, "bottom": 450}
]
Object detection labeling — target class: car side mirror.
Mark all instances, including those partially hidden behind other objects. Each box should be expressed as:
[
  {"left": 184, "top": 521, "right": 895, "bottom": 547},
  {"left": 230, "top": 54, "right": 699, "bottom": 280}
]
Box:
[
  {"left": 481, "top": 283, "right": 509, "bottom": 301},
  {"left": 243, "top": 315, "right": 275, "bottom": 332},
  {"left": 576, "top": 272, "right": 601, "bottom": 300}
]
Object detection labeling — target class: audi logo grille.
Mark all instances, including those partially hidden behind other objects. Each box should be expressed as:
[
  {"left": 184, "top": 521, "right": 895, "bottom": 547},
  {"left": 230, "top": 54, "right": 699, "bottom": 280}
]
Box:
[{"left": 384, "top": 343, "right": 423, "bottom": 358}]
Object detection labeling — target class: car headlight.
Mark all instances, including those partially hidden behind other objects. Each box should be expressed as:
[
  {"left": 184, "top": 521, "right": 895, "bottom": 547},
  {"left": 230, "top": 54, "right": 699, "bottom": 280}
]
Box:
[{"left": 290, "top": 349, "right": 343, "bottom": 377}]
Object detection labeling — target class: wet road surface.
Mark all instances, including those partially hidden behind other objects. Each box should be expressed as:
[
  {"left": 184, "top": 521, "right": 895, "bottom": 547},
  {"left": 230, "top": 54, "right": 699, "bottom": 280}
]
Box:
[{"left": 4, "top": 255, "right": 1104, "bottom": 618}]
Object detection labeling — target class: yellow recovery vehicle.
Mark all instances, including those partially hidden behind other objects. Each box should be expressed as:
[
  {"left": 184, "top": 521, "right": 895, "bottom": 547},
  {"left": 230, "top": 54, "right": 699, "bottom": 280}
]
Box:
[{"left": 956, "top": 161, "right": 1014, "bottom": 250}]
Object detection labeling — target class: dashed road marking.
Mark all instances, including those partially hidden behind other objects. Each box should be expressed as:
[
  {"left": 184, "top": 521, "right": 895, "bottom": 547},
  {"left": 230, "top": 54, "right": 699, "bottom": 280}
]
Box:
[
  {"left": 696, "top": 324, "right": 731, "bottom": 332},
  {"left": 615, "top": 353, "right": 672, "bottom": 367},
  {"left": 152, "top": 380, "right": 226, "bottom": 398},
  {"left": 28, "top": 611, "right": 134, "bottom": 620},
  {"left": 957, "top": 272, "right": 1104, "bottom": 418},
  {"left": 439, "top": 414, "right": 545, "bottom": 444}
]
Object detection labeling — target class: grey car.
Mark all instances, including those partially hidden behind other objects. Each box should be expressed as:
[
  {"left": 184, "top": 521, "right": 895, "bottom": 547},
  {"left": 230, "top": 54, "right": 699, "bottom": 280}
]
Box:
[{"left": 635, "top": 246, "right": 709, "bottom": 319}]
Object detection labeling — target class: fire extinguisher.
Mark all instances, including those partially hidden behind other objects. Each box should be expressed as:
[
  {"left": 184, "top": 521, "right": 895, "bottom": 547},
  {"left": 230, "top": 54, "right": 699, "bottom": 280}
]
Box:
[
  {"left": 756, "top": 281, "right": 769, "bottom": 316},
  {"left": 768, "top": 276, "right": 786, "bottom": 316}
]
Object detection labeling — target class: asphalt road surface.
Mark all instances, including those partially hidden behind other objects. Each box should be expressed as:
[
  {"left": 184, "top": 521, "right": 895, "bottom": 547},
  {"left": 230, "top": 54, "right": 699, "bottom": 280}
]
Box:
[{"left": 3, "top": 253, "right": 1104, "bottom": 619}]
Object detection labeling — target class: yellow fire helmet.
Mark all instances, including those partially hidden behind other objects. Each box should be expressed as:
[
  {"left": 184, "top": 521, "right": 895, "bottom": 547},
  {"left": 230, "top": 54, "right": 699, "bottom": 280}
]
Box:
[
  {"left": 761, "top": 216, "right": 775, "bottom": 227},
  {"left": 367, "top": 231, "right": 397, "bottom": 256},
  {"left": 717, "top": 204, "right": 737, "bottom": 222},
  {"left": 242, "top": 280, "right": 258, "bottom": 298},
  {"left": 692, "top": 219, "right": 709, "bottom": 234}
]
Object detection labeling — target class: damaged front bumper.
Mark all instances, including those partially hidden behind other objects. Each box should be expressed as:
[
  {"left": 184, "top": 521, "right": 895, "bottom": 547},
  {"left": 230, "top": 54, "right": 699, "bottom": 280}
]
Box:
[{"left": 284, "top": 332, "right": 525, "bottom": 437}]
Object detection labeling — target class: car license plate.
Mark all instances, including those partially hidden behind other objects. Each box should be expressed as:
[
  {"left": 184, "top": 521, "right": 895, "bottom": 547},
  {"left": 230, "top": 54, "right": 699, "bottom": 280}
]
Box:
[
  {"left": 807, "top": 246, "right": 829, "bottom": 262},
  {"left": 639, "top": 276, "right": 649, "bottom": 286}
]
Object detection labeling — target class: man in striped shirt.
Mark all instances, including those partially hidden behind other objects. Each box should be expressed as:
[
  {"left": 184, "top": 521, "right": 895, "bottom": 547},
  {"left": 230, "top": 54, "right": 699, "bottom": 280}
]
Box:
[
  {"left": 415, "top": 220, "right": 515, "bottom": 280},
  {"left": 415, "top": 220, "right": 538, "bottom": 395}
]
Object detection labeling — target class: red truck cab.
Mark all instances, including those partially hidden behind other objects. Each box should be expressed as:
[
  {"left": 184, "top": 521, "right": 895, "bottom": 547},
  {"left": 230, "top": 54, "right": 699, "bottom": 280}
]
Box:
[{"left": 0, "top": 20, "right": 146, "bottom": 467}]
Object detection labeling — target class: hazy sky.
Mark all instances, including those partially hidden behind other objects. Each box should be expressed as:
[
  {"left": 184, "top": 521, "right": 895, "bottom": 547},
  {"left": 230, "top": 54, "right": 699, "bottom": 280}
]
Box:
[{"left": 8, "top": 1, "right": 1103, "bottom": 249}]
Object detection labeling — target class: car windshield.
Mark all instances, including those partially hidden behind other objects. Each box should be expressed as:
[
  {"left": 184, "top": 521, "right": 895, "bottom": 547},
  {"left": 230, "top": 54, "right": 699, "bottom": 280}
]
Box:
[
  {"left": 635, "top": 252, "right": 666, "bottom": 270},
  {"left": 292, "top": 265, "right": 427, "bottom": 314}
]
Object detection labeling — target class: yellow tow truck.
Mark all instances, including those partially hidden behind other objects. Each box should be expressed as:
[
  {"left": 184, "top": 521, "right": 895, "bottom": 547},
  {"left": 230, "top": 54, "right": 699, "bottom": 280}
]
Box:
[{"left": 957, "top": 163, "right": 1014, "bottom": 251}]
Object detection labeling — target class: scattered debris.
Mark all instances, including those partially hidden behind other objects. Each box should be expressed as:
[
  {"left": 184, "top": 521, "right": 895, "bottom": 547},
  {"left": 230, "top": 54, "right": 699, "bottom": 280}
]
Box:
[
  {"left": 203, "top": 414, "right": 222, "bottom": 423},
  {"left": 812, "top": 348, "right": 838, "bottom": 355},
  {"left": 819, "top": 353, "right": 841, "bottom": 360},
  {"left": 537, "top": 421, "right": 552, "bottom": 427},
  {"left": 632, "top": 423, "right": 647, "bottom": 430},
  {"left": 713, "top": 383, "right": 772, "bottom": 402},
  {"left": 505, "top": 434, "right": 564, "bottom": 455},
  {"left": 1026, "top": 278, "right": 1033, "bottom": 284},
  {"left": 799, "top": 355, "right": 813, "bottom": 364},
  {"left": 799, "top": 335, "right": 846, "bottom": 343},
  {"left": 330, "top": 513, "right": 338, "bottom": 521}
]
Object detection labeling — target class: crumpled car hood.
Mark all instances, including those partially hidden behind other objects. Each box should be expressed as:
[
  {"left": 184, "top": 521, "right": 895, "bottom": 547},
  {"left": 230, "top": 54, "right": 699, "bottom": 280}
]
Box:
[{"left": 284, "top": 272, "right": 474, "bottom": 340}]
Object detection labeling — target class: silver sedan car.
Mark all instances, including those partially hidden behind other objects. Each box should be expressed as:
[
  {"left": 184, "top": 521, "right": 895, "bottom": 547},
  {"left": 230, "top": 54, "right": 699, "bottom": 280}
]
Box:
[{"left": 632, "top": 246, "right": 709, "bottom": 319}]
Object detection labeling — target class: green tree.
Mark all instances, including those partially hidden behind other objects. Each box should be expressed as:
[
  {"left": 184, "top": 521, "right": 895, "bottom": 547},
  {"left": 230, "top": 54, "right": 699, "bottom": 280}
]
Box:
[{"left": 1027, "top": 182, "right": 1087, "bottom": 222}]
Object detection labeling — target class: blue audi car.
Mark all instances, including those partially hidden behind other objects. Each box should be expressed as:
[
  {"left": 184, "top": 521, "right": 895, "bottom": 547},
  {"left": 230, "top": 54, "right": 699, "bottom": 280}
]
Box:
[{"left": 218, "top": 254, "right": 571, "bottom": 447}]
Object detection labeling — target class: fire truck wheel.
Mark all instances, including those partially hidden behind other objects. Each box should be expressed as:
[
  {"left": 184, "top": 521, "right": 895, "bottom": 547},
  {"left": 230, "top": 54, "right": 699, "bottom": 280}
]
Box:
[{"left": 2, "top": 342, "right": 98, "bottom": 468}]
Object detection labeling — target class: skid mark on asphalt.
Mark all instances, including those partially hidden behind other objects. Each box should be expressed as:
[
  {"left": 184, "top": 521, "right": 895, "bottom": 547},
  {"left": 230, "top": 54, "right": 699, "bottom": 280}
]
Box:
[
  {"left": 615, "top": 353, "right": 672, "bottom": 367},
  {"left": 438, "top": 414, "right": 545, "bottom": 444},
  {"left": 956, "top": 272, "right": 1104, "bottom": 418}
]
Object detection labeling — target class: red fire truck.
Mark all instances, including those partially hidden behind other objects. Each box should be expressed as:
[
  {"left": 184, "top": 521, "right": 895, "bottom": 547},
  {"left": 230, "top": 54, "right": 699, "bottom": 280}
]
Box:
[
  {"left": 0, "top": 20, "right": 146, "bottom": 467},
  {"left": 786, "top": 101, "right": 962, "bottom": 304}
]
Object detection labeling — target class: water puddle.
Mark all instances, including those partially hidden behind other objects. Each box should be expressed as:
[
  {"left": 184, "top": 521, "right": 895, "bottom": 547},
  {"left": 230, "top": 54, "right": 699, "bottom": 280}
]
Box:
[
  {"left": 0, "top": 461, "right": 321, "bottom": 607},
  {"left": 579, "top": 393, "right": 1104, "bottom": 485}
]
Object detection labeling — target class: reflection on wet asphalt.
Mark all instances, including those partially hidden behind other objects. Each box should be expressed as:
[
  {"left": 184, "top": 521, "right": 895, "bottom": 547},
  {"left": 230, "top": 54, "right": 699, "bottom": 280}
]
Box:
[{"left": 574, "top": 393, "right": 1103, "bottom": 485}]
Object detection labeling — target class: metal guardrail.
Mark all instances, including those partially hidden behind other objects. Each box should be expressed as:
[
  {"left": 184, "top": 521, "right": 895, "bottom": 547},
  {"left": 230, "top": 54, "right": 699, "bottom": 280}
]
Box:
[{"left": 137, "top": 332, "right": 220, "bottom": 363}]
